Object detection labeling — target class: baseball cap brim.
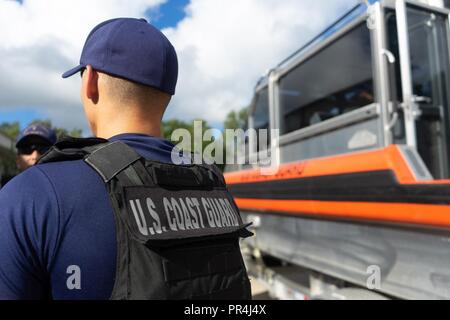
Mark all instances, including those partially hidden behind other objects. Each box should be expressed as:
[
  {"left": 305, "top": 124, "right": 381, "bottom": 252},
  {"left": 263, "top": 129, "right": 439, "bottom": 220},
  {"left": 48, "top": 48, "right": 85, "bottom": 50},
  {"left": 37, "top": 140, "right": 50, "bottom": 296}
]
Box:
[
  {"left": 62, "top": 64, "right": 85, "bottom": 78},
  {"left": 16, "top": 135, "right": 52, "bottom": 148}
]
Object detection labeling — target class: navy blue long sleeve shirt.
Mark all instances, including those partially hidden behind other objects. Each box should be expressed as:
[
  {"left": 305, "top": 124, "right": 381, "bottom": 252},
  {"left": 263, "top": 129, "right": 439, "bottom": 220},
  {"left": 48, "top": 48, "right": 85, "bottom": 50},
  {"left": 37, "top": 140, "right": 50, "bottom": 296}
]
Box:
[{"left": 0, "top": 134, "right": 177, "bottom": 299}]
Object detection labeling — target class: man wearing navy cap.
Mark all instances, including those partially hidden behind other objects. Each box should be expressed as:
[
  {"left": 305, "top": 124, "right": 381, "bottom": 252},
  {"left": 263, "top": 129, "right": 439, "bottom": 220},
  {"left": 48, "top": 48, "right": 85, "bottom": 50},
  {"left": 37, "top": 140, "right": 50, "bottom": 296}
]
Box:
[
  {"left": 0, "top": 18, "right": 177, "bottom": 300},
  {"left": 15, "top": 124, "right": 57, "bottom": 171},
  {"left": 0, "top": 18, "right": 250, "bottom": 300}
]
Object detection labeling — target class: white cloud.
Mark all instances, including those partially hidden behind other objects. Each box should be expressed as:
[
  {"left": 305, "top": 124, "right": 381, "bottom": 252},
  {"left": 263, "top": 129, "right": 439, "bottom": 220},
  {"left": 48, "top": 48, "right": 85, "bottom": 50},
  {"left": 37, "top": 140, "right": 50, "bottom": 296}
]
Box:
[
  {"left": 163, "top": 0, "right": 358, "bottom": 126},
  {"left": 0, "top": 0, "right": 357, "bottom": 132},
  {"left": 0, "top": 0, "right": 165, "bottom": 131}
]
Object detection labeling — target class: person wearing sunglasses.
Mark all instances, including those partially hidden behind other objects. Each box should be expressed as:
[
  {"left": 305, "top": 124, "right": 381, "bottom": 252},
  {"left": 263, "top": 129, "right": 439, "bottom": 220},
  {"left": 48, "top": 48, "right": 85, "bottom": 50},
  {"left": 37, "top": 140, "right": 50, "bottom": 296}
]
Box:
[{"left": 15, "top": 124, "right": 57, "bottom": 171}]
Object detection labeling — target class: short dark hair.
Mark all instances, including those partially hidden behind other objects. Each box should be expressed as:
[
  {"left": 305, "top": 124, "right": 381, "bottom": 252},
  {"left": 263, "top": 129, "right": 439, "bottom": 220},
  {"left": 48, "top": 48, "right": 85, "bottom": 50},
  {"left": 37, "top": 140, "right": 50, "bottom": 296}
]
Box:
[{"left": 102, "top": 73, "right": 171, "bottom": 108}]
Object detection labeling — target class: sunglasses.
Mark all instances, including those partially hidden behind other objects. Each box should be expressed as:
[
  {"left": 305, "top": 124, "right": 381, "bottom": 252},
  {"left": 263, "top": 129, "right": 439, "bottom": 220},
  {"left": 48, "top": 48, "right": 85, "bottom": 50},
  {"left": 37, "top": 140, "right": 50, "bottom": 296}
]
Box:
[{"left": 17, "top": 144, "right": 51, "bottom": 155}]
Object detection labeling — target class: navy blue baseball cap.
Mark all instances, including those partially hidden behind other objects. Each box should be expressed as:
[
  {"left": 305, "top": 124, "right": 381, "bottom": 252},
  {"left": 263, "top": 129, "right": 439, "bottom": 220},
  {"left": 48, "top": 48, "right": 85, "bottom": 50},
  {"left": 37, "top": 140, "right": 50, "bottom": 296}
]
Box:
[
  {"left": 16, "top": 124, "right": 57, "bottom": 148},
  {"left": 62, "top": 18, "right": 178, "bottom": 95}
]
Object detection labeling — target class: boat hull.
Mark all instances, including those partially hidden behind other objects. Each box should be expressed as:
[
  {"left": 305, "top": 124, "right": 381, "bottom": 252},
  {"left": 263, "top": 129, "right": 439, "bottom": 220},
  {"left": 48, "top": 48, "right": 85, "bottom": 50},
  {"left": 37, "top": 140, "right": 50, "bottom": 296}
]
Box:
[
  {"left": 241, "top": 210, "right": 450, "bottom": 299},
  {"left": 225, "top": 146, "right": 450, "bottom": 299}
]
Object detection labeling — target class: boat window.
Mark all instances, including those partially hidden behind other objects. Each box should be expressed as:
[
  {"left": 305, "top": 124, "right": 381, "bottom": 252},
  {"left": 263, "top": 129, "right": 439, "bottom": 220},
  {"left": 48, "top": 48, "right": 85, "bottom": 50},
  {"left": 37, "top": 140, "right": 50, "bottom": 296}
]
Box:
[
  {"left": 279, "top": 23, "right": 374, "bottom": 135},
  {"left": 252, "top": 87, "right": 270, "bottom": 151},
  {"left": 386, "top": 7, "right": 450, "bottom": 179}
]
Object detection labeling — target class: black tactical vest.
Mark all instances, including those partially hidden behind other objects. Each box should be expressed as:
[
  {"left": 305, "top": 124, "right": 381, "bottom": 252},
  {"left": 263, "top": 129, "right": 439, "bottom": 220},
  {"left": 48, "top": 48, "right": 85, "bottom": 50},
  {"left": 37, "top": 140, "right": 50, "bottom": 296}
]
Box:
[{"left": 38, "top": 137, "right": 252, "bottom": 300}]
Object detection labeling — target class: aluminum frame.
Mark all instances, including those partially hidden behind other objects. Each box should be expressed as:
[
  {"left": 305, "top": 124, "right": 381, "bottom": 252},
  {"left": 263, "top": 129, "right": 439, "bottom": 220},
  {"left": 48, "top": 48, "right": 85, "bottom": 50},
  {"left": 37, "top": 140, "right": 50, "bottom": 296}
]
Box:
[
  {"left": 396, "top": 0, "right": 419, "bottom": 149},
  {"left": 278, "top": 103, "right": 380, "bottom": 146},
  {"left": 372, "top": 1, "right": 394, "bottom": 147}
]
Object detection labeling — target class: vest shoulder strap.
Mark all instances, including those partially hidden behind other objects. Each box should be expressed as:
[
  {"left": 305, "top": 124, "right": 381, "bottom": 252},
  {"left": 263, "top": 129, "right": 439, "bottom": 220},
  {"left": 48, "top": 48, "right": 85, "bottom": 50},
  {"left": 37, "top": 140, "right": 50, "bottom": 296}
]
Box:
[
  {"left": 38, "top": 137, "right": 226, "bottom": 187},
  {"left": 38, "top": 137, "right": 143, "bottom": 183},
  {"left": 84, "top": 141, "right": 142, "bottom": 183},
  {"left": 37, "top": 137, "right": 108, "bottom": 164}
]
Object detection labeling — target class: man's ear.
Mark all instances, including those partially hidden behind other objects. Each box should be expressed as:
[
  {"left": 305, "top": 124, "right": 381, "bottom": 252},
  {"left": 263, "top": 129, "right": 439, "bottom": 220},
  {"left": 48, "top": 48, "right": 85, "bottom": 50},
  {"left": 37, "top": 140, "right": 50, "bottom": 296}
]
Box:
[{"left": 85, "top": 65, "right": 99, "bottom": 104}]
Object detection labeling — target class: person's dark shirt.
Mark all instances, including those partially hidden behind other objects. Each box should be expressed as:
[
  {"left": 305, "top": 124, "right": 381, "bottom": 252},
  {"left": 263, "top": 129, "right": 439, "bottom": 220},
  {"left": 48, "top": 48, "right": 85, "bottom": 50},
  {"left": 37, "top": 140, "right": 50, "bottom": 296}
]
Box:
[{"left": 0, "top": 133, "right": 178, "bottom": 299}]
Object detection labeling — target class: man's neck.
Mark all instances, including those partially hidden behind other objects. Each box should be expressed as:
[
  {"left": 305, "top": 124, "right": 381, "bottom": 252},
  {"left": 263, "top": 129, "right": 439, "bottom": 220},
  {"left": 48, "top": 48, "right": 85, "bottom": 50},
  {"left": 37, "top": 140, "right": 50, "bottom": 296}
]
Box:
[
  {"left": 89, "top": 102, "right": 165, "bottom": 139},
  {"left": 94, "top": 120, "right": 163, "bottom": 139}
]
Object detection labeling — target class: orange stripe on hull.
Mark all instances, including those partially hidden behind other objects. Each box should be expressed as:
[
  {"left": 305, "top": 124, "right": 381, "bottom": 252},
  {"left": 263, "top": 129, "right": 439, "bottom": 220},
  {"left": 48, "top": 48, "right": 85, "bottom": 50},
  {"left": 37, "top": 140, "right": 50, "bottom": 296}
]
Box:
[
  {"left": 225, "top": 145, "right": 416, "bottom": 185},
  {"left": 235, "top": 198, "right": 450, "bottom": 228}
]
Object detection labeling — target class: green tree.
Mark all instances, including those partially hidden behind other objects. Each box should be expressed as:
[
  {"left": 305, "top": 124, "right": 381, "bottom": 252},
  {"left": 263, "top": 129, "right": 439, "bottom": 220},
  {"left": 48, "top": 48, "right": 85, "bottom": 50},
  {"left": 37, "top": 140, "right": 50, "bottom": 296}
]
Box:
[
  {"left": 162, "top": 119, "right": 193, "bottom": 142},
  {"left": 224, "top": 107, "right": 249, "bottom": 130},
  {"left": 0, "top": 145, "right": 17, "bottom": 182},
  {"left": 162, "top": 119, "right": 212, "bottom": 153},
  {"left": 221, "top": 107, "right": 250, "bottom": 171},
  {"left": 0, "top": 122, "right": 20, "bottom": 141},
  {"left": 29, "top": 119, "right": 82, "bottom": 139},
  {"left": 0, "top": 123, "right": 18, "bottom": 183}
]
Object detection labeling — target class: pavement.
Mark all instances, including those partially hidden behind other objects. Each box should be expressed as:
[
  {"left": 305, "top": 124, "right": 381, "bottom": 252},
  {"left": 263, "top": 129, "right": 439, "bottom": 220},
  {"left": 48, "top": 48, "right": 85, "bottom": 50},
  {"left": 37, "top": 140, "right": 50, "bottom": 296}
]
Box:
[{"left": 250, "top": 277, "right": 273, "bottom": 300}]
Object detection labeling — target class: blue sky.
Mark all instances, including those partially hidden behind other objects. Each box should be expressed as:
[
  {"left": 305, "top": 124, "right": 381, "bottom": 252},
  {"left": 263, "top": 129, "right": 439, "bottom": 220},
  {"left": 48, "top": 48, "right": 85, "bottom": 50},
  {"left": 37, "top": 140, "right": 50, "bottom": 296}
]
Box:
[
  {"left": 146, "top": 0, "right": 189, "bottom": 29},
  {"left": 0, "top": 109, "right": 44, "bottom": 128}
]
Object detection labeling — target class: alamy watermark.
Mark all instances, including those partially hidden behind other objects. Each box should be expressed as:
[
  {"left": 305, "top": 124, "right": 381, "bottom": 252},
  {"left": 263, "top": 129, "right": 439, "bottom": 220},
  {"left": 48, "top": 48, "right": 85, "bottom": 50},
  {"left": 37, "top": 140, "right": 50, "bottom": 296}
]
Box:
[
  {"left": 366, "top": 265, "right": 381, "bottom": 290},
  {"left": 170, "top": 120, "right": 280, "bottom": 175},
  {"left": 66, "top": 265, "right": 81, "bottom": 290}
]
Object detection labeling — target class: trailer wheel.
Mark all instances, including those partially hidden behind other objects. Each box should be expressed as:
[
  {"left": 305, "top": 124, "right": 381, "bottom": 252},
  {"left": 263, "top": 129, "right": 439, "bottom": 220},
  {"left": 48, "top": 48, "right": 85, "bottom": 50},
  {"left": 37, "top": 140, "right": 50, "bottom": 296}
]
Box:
[{"left": 261, "top": 253, "right": 284, "bottom": 267}]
